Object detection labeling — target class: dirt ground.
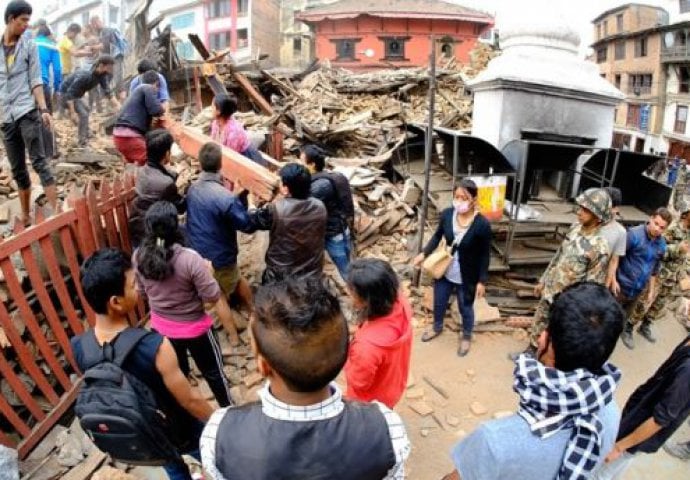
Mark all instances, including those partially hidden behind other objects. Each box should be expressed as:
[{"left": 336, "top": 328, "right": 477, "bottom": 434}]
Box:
[{"left": 396, "top": 305, "right": 690, "bottom": 480}]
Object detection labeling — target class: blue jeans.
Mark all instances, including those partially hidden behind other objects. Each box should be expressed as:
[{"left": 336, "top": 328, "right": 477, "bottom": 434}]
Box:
[
  {"left": 433, "top": 277, "right": 475, "bottom": 339},
  {"left": 162, "top": 420, "right": 204, "bottom": 480},
  {"left": 325, "top": 229, "right": 351, "bottom": 279}
]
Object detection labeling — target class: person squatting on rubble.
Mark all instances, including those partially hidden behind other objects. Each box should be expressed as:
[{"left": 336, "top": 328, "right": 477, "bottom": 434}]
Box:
[
  {"left": 0, "top": 0, "right": 58, "bottom": 225},
  {"left": 133, "top": 201, "right": 238, "bottom": 406},
  {"left": 185, "top": 142, "right": 253, "bottom": 331},
  {"left": 72, "top": 249, "right": 213, "bottom": 480},
  {"left": 127, "top": 129, "right": 185, "bottom": 248},
  {"left": 616, "top": 208, "right": 671, "bottom": 349},
  {"left": 301, "top": 144, "right": 355, "bottom": 280},
  {"left": 512, "top": 188, "right": 611, "bottom": 359},
  {"left": 247, "top": 162, "right": 328, "bottom": 284},
  {"left": 200, "top": 278, "right": 411, "bottom": 480},
  {"left": 412, "top": 179, "right": 492, "bottom": 357},
  {"left": 601, "top": 187, "right": 626, "bottom": 296},
  {"left": 113, "top": 69, "right": 164, "bottom": 167},
  {"left": 445, "top": 282, "right": 624, "bottom": 480},
  {"left": 60, "top": 54, "right": 119, "bottom": 147},
  {"left": 130, "top": 59, "right": 170, "bottom": 113},
  {"left": 210, "top": 93, "right": 268, "bottom": 167},
  {"left": 593, "top": 334, "right": 690, "bottom": 479},
  {"left": 33, "top": 24, "right": 60, "bottom": 159},
  {"left": 626, "top": 202, "right": 690, "bottom": 347},
  {"left": 344, "top": 258, "right": 413, "bottom": 409}
]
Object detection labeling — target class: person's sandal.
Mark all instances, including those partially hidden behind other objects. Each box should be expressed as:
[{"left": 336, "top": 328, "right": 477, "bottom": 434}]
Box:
[
  {"left": 421, "top": 329, "right": 442, "bottom": 342},
  {"left": 457, "top": 339, "right": 471, "bottom": 357}
]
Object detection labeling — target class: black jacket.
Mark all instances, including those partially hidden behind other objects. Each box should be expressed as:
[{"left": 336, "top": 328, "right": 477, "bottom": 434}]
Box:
[
  {"left": 115, "top": 84, "right": 163, "bottom": 134},
  {"left": 422, "top": 208, "right": 492, "bottom": 303},
  {"left": 310, "top": 176, "right": 346, "bottom": 237},
  {"left": 61, "top": 69, "right": 111, "bottom": 100}
]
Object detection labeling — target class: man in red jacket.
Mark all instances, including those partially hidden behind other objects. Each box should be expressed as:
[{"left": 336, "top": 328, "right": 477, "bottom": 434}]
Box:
[{"left": 345, "top": 258, "right": 413, "bottom": 408}]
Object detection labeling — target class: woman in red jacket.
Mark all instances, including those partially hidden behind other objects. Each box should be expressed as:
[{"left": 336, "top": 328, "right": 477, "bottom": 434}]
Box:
[{"left": 344, "top": 258, "right": 413, "bottom": 409}]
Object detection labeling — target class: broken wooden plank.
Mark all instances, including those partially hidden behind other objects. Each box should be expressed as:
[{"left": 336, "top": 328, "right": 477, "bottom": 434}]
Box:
[{"left": 60, "top": 450, "right": 107, "bottom": 480}]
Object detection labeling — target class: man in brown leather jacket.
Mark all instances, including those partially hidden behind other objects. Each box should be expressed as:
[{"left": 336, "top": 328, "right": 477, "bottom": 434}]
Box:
[{"left": 248, "top": 163, "right": 327, "bottom": 284}]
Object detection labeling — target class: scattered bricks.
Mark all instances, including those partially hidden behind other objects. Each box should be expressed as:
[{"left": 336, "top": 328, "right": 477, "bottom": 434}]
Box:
[
  {"left": 408, "top": 400, "right": 434, "bottom": 417},
  {"left": 55, "top": 429, "right": 85, "bottom": 467},
  {"left": 420, "top": 428, "right": 430, "bottom": 438},
  {"left": 446, "top": 414, "right": 461, "bottom": 428},
  {"left": 406, "top": 387, "right": 425, "bottom": 400},
  {"left": 246, "top": 359, "right": 258, "bottom": 371},
  {"left": 493, "top": 410, "right": 513, "bottom": 419},
  {"left": 243, "top": 371, "right": 263, "bottom": 388},
  {"left": 92, "top": 466, "right": 138, "bottom": 480},
  {"left": 469, "top": 401, "right": 488, "bottom": 417}
]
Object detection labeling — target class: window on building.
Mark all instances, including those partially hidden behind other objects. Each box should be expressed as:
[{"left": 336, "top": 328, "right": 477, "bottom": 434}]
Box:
[
  {"left": 208, "top": 0, "right": 230, "bottom": 18},
  {"left": 381, "top": 37, "right": 408, "bottom": 60},
  {"left": 675, "top": 105, "right": 688, "bottom": 133},
  {"left": 616, "top": 14, "right": 623, "bottom": 32},
  {"left": 604, "top": 20, "right": 608, "bottom": 36},
  {"left": 629, "top": 73, "right": 653, "bottom": 95},
  {"left": 600, "top": 73, "right": 606, "bottom": 79},
  {"left": 109, "top": 5, "right": 118, "bottom": 25},
  {"left": 615, "top": 41, "right": 626, "bottom": 60},
  {"left": 176, "top": 41, "right": 195, "bottom": 60},
  {"left": 627, "top": 104, "right": 641, "bottom": 127},
  {"left": 680, "top": 66, "right": 690, "bottom": 93},
  {"left": 237, "top": 0, "right": 249, "bottom": 16},
  {"left": 681, "top": 0, "right": 690, "bottom": 14},
  {"left": 170, "top": 12, "right": 195, "bottom": 29},
  {"left": 293, "top": 38, "right": 301, "bottom": 53},
  {"left": 597, "top": 23, "right": 601, "bottom": 40},
  {"left": 615, "top": 74, "right": 621, "bottom": 89},
  {"left": 634, "top": 37, "right": 647, "bottom": 57},
  {"left": 596, "top": 46, "right": 607, "bottom": 63},
  {"left": 332, "top": 38, "right": 359, "bottom": 61},
  {"left": 237, "top": 28, "right": 248, "bottom": 48},
  {"left": 209, "top": 31, "right": 231, "bottom": 50}
]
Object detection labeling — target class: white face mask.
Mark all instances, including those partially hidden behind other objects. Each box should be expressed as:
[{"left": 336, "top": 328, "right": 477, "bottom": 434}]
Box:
[{"left": 453, "top": 200, "right": 471, "bottom": 214}]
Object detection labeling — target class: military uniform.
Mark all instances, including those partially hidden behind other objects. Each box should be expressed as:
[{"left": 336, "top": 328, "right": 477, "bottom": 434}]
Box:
[
  {"left": 674, "top": 165, "right": 689, "bottom": 212},
  {"left": 528, "top": 189, "right": 612, "bottom": 346},
  {"left": 631, "top": 219, "right": 690, "bottom": 326}
]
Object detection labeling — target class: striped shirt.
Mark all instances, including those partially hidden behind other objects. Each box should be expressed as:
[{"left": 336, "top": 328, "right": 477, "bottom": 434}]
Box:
[{"left": 200, "top": 382, "right": 410, "bottom": 480}]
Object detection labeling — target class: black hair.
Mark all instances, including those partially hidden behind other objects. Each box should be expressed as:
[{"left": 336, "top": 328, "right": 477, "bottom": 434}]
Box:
[
  {"left": 199, "top": 142, "right": 222, "bottom": 172},
  {"left": 604, "top": 187, "right": 622, "bottom": 208},
  {"left": 137, "top": 58, "right": 157, "bottom": 74},
  {"left": 653, "top": 207, "right": 673, "bottom": 225},
  {"left": 36, "top": 25, "right": 50, "bottom": 37},
  {"left": 80, "top": 248, "right": 131, "bottom": 315},
  {"left": 301, "top": 145, "right": 326, "bottom": 172},
  {"left": 141, "top": 70, "right": 159, "bottom": 86},
  {"left": 279, "top": 163, "right": 311, "bottom": 200},
  {"left": 548, "top": 282, "right": 624, "bottom": 374},
  {"left": 454, "top": 178, "right": 478, "bottom": 198},
  {"left": 95, "top": 55, "right": 115, "bottom": 67},
  {"left": 67, "top": 23, "right": 81, "bottom": 34},
  {"left": 213, "top": 94, "right": 238, "bottom": 119},
  {"left": 135, "top": 202, "right": 184, "bottom": 281},
  {"left": 252, "top": 279, "right": 348, "bottom": 392},
  {"left": 347, "top": 258, "right": 399, "bottom": 318},
  {"left": 5, "top": 0, "right": 32, "bottom": 24},
  {"left": 145, "top": 129, "right": 173, "bottom": 166}
]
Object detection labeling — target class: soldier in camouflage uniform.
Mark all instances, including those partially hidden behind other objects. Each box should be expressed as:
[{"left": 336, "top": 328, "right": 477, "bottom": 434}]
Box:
[
  {"left": 674, "top": 161, "right": 689, "bottom": 212},
  {"left": 513, "top": 189, "right": 612, "bottom": 358},
  {"left": 628, "top": 203, "right": 690, "bottom": 344}
]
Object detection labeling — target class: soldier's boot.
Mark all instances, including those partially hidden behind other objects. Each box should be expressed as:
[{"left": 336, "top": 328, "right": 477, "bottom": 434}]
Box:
[
  {"left": 663, "top": 442, "right": 690, "bottom": 461},
  {"left": 621, "top": 322, "right": 635, "bottom": 350},
  {"left": 639, "top": 320, "right": 657, "bottom": 343}
]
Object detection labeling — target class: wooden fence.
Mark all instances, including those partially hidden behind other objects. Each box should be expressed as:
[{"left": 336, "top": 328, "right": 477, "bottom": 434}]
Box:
[{"left": 0, "top": 175, "right": 146, "bottom": 459}]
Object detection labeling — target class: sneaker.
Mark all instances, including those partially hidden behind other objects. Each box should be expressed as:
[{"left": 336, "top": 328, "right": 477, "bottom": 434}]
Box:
[
  {"left": 638, "top": 321, "right": 657, "bottom": 343},
  {"left": 621, "top": 326, "right": 635, "bottom": 350},
  {"left": 663, "top": 442, "right": 690, "bottom": 461}
]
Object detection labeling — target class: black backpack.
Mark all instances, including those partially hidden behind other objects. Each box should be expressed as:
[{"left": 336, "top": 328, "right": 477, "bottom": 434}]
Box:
[
  {"left": 74, "top": 328, "right": 179, "bottom": 465},
  {"left": 313, "top": 170, "right": 355, "bottom": 220}
]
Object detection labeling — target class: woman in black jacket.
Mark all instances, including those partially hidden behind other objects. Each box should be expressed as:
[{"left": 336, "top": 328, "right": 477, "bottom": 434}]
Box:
[{"left": 413, "top": 179, "right": 491, "bottom": 356}]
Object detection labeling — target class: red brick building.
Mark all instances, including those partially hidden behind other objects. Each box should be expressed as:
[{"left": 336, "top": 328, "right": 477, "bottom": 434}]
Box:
[{"left": 296, "top": 0, "right": 493, "bottom": 69}]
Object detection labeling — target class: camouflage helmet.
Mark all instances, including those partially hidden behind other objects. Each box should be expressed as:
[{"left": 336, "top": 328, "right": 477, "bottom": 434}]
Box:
[{"left": 576, "top": 188, "right": 612, "bottom": 222}]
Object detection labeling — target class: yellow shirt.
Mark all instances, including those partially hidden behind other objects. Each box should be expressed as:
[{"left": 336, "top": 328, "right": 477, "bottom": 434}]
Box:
[{"left": 57, "top": 36, "right": 73, "bottom": 74}]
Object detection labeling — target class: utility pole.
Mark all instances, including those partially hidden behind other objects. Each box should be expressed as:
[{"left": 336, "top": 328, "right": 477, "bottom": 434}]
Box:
[{"left": 414, "top": 35, "right": 436, "bottom": 286}]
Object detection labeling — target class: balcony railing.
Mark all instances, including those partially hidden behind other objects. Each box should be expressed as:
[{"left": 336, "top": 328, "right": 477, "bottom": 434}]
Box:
[{"left": 661, "top": 45, "right": 690, "bottom": 62}]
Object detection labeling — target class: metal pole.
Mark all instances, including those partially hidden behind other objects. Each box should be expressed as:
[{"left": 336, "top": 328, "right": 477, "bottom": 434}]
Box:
[{"left": 415, "top": 35, "right": 436, "bottom": 286}]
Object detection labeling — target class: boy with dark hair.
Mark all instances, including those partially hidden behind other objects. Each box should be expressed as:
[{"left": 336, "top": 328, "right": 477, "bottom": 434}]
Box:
[
  {"left": 301, "top": 144, "right": 355, "bottom": 279},
  {"left": 129, "top": 58, "right": 170, "bottom": 110},
  {"left": 113, "top": 69, "right": 164, "bottom": 166},
  {"left": 446, "top": 282, "right": 624, "bottom": 480},
  {"left": 60, "top": 54, "right": 119, "bottom": 146},
  {"left": 601, "top": 187, "right": 626, "bottom": 295},
  {"left": 200, "top": 278, "right": 410, "bottom": 479},
  {"left": 57, "top": 23, "right": 89, "bottom": 76},
  {"left": 186, "top": 142, "right": 253, "bottom": 327},
  {"left": 0, "top": 0, "right": 58, "bottom": 225},
  {"left": 247, "top": 162, "right": 327, "bottom": 284},
  {"left": 71, "top": 248, "right": 213, "bottom": 480}
]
